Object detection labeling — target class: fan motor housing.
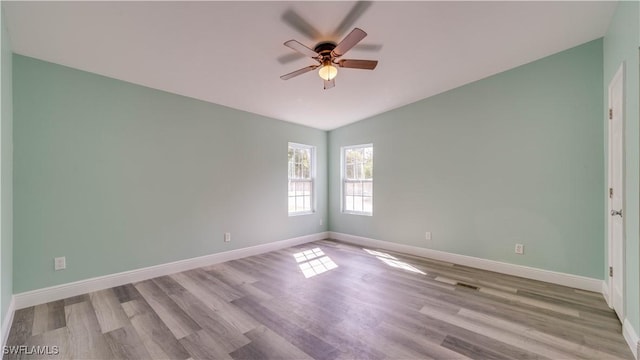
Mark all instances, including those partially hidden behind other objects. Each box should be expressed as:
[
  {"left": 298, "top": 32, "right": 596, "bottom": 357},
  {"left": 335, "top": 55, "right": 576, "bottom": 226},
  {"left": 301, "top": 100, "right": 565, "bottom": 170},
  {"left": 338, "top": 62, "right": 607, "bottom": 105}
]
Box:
[{"left": 314, "top": 41, "right": 337, "bottom": 56}]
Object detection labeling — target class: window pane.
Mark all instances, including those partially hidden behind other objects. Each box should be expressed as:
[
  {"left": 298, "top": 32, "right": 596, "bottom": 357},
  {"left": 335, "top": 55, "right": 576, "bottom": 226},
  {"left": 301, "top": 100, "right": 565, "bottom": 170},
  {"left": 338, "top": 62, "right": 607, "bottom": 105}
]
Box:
[
  {"left": 304, "top": 196, "right": 311, "bottom": 210},
  {"left": 345, "top": 182, "right": 354, "bottom": 196},
  {"left": 345, "top": 195, "right": 354, "bottom": 212},
  {"left": 303, "top": 181, "right": 311, "bottom": 195},
  {"left": 288, "top": 197, "right": 296, "bottom": 212},
  {"left": 345, "top": 164, "right": 353, "bottom": 179},
  {"left": 345, "top": 149, "right": 354, "bottom": 165},
  {"left": 363, "top": 196, "right": 373, "bottom": 213},
  {"left": 354, "top": 196, "right": 363, "bottom": 212},
  {"left": 364, "top": 158, "right": 373, "bottom": 179},
  {"left": 363, "top": 181, "right": 372, "bottom": 196},
  {"left": 296, "top": 196, "right": 304, "bottom": 211}
]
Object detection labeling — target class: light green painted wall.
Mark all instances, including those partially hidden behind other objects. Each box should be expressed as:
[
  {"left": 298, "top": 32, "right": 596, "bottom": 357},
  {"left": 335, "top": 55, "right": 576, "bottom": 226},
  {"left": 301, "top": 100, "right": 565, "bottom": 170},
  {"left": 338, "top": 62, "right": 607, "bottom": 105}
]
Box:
[
  {"left": 329, "top": 39, "right": 604, "bottom": 279},
  {"left": 13, "top": 55, "right": 327, "bottom": 293},
  {"left": 0, "top": 6, "right": 13, "bottom": 330},
  {"left": 603, "top": 0, "right": 640, "bottom": 338}
]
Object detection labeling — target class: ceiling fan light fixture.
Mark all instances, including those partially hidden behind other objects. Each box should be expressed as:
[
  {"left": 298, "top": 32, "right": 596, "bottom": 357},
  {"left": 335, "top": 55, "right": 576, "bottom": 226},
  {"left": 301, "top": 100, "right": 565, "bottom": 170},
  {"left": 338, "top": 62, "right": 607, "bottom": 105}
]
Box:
[
  {"left": 281, "top": 28, "right": 376, "bottom": 88},
  {"left": 318, "top": 62, "right": 338, "bottom": 81}
]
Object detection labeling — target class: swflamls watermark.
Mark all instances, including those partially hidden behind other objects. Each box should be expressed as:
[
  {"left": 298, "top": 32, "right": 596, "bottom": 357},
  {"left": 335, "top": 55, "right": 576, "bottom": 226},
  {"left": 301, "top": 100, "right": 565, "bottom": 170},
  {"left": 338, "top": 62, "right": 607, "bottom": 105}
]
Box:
[{"left": 3, "top": 345, "right": 60, "bottom": 355}]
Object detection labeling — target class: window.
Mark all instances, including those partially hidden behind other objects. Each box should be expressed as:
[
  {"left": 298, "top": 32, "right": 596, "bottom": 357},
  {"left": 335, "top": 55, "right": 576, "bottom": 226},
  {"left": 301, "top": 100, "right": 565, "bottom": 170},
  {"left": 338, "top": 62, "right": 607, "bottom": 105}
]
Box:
[
  {"left": 342, "top": 144, "right": 373, "bottom": 215},
  {"left": 288, "top": 143, "right": 315, "bottom": 215}
]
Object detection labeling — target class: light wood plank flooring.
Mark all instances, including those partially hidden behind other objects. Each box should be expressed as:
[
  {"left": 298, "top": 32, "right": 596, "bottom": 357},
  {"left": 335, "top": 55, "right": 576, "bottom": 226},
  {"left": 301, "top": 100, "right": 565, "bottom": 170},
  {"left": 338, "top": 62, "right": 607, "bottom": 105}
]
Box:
[{"left": 4, "top": 239, "right": 634, "bottom": 359}]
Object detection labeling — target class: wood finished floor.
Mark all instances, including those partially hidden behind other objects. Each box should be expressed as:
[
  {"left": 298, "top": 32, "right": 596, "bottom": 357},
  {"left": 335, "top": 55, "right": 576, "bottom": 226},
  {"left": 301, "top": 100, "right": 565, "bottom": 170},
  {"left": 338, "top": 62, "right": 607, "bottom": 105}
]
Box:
[{"left": 4, "top": 239, "right": 634, "bottom": 360}]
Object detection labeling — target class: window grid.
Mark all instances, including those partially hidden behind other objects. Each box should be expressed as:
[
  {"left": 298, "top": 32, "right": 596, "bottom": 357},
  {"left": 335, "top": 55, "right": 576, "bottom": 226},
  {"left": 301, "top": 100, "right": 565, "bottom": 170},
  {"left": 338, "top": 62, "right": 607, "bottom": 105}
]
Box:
[
  {"left": 342, "top": 144, "right": 373, "bottom": 215},
  {"left": 288, "top": 143, "right": 315, "bottom": 215}
]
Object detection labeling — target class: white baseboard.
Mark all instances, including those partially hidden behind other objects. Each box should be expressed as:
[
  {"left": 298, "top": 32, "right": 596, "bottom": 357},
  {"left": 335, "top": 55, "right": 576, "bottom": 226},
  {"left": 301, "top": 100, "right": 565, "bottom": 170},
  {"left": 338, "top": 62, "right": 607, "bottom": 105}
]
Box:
[
  {"left": 14, "top": 232, "right": 328, "bottom": 310},
  {"left": 623, "top": 319, "right": 639, "bottom": 359},
  {"left": 329, "top": 232, "right": 602, "bottom": 293},
  {"left": 1, "top": 296, "right": 15, "bottom": 349},
  {"left": 602, "top": 280, "right": 611, "bottom": 307}
]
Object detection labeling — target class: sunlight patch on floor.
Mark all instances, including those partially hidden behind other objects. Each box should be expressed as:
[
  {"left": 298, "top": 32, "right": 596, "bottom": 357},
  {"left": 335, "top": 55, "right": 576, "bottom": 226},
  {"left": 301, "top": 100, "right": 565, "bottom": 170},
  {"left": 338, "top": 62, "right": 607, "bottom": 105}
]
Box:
[
  {"left": 363, "top": 248, "right": 397, "bottom": 259},
  {"left": 363, "top": 248, "right": 426, "bottom": 275},
  {"left": 293, "top": 248, "right": 338, "bottom": 278}
]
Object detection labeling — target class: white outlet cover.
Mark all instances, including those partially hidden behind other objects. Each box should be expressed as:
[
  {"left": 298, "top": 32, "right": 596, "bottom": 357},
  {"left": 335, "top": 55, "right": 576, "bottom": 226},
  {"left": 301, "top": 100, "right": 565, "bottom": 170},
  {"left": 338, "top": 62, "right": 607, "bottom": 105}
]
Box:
[
  {"left": 425, "top": 232, "right": 432, "bottom": 240},
  {"left": 515, "top": 244, "right": 524, "bottom": 255},
  {"left": 224, "top": 232, "right": 231, "bottom": 242},
  {"left": 54, "top": 256, "right": 66, "bottom": 270}
]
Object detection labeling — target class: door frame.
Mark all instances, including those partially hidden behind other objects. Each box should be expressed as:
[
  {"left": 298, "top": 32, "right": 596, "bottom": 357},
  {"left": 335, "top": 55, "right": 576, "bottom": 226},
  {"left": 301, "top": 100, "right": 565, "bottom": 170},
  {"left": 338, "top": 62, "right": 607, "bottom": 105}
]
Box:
[{"left": 606, "top": 62, "right": 625, "bottom": 316}]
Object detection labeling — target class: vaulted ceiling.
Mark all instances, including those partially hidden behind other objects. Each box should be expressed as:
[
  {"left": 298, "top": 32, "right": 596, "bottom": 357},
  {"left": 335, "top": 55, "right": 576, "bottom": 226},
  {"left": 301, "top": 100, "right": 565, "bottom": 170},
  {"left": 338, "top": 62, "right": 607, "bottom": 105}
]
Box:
[{"left": 3, "top": 1, "right": 616, "bottom": 130}]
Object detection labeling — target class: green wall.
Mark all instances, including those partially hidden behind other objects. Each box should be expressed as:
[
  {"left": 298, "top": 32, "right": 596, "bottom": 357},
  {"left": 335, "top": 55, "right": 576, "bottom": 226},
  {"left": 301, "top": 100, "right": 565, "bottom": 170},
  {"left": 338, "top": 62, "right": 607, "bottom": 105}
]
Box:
[
  {"left": 1, "top": 6, "right": 13, "bottom": 331},
  {"left": 329, "top": 39, "right": 604, "bottom": 279},
  {"left": 603, "top": 0, "right": 640, "bottom": 340},
  {"left": 13, "top": 55, "right": 327, "bottom": 293}
]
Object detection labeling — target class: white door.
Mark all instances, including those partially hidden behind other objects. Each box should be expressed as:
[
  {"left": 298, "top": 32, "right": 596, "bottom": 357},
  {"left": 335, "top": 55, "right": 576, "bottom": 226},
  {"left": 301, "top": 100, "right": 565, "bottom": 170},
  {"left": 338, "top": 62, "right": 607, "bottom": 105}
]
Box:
[{"left": 607, "top": 64, "right": 624, "bottom": 319}]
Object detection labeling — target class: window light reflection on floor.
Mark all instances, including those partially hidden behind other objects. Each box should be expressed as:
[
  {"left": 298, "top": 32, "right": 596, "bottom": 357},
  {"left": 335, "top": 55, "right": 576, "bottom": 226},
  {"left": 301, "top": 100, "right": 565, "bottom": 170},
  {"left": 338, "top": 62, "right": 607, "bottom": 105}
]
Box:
[
  {"left": 294, "top": 248, "right": 325, "bottom": 263},
  {"left": 293, "top": 248, "right": 338, "bottom": 278},
  {"left": 363, "top": 248, "right": 397, "bottom": 260},
  {"left": 363, "top": 248, "right": 426, "bottom": 275}
]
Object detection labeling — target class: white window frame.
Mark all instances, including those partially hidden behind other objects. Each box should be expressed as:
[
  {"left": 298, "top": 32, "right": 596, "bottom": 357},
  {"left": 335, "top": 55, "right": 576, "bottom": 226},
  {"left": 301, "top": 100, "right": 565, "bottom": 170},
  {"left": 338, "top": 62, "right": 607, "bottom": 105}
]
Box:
[
  {"left": 341, "top": 144, "right": 373, "bottom": 216},
  {"left": 288, "top": 142, "right": 316, "bottom": 216}
]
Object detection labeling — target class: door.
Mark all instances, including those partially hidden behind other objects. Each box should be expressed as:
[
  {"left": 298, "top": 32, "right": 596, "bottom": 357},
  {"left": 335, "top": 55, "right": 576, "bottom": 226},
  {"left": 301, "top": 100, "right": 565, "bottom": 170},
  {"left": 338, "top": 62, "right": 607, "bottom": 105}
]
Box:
[{"left": 607, "top": 63, "right": 624, "bottom": 319}]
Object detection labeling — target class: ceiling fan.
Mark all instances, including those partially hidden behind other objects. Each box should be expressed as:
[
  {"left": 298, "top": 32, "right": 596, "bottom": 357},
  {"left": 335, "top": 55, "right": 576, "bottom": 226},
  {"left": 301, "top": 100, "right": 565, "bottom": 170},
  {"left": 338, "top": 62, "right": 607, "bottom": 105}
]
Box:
[{"left": 280, "top": 28, "right": 379, "bottom": 90}]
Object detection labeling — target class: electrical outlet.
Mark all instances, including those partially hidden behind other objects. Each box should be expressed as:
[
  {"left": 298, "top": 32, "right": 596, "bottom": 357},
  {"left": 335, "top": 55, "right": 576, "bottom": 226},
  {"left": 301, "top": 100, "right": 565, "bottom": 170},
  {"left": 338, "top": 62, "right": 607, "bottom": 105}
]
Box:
[
  {"left": 515, "top": 243, "right": 524, "bottom": 255},
  {"left": 319, "top": 218, "right": 323, "bottom": 226},
  {"left": 425, "top": 232, "right": 432, "bottom": 241},
  {"left": 54, "top": 256, "right": 66, "bottom": 271},
  {"left": 224, "top": 232, "right": 231, "bottom": 242}
]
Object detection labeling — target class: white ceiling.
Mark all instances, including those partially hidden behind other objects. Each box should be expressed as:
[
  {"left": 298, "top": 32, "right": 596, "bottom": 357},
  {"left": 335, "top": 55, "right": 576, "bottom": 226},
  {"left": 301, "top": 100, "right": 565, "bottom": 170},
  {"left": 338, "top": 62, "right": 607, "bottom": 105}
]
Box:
[{"left": 3, "top": 1, "right": 616, "bottom": 130}]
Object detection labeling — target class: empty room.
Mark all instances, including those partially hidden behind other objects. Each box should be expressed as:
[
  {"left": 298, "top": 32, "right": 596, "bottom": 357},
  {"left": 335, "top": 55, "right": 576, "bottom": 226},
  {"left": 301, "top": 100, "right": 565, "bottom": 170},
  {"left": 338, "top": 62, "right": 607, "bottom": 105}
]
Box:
[{"left": 0, "top": 1, "right": 639, "bottom": 359}]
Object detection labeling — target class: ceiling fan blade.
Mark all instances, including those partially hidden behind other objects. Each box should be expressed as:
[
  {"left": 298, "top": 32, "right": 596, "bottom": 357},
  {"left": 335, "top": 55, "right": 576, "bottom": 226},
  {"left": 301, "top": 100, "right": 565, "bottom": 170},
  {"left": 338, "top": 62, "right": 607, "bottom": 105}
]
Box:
[
  {"left": 332, "top": 28, "right": 367, "bottom": 58},
  {"left": 277, "top": 52, "right": 306, "bottom": 64},
  {"left": 280, "top": 65, "right": 319, "bottom": 80},
  {"left": 284, "top": 40, "right": 319, "bottom": 58},
  {"left": 338, "top": 59, "right": 378, "bottom": 70},
  {"left": 333, "top": 1, "right": 372, "bottom": 38},
  {"left": 353, "top": 43, "right": 383, "bottom": 52},
  {"left": 324, "top": 78, "right": 335, "bottom": 90},
  {"left": 282, "top": 9, "right": 322, "bottom": 41}
]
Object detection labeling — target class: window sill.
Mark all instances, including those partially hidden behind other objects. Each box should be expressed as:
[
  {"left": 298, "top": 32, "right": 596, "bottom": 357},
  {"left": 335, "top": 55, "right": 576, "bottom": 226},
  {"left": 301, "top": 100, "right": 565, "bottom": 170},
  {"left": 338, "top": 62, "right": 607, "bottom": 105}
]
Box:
[
  {"left": 288, "top": 211, "right": 315, "bottom": 217},
  {"left": 342, "top": 211, "right": 373, "bottom": 216}
]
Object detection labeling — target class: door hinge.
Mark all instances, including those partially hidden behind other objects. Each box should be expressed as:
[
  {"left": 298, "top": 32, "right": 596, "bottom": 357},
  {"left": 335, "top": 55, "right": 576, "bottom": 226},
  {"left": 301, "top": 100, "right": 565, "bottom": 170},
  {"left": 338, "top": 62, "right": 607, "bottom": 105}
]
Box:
[
  {"left": 609, "top": 188, "right": 614, "bottom": 198},
  {"left": 609, "top": 108, "right": 613, "bottom": 120},
  {"left": 609, "top": 266, "right": 613, "bottom": 277}
]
